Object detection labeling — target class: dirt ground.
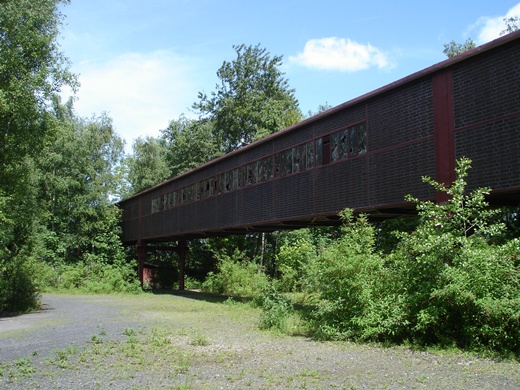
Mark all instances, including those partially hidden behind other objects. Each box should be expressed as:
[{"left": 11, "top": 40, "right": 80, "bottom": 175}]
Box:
[{"left": 1, "top": 293, "right": 519, "bottom": 389}]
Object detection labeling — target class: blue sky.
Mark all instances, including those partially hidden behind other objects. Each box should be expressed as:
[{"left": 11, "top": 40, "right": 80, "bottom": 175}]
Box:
[{"left": 59, "top": 0, "right": 520, "bottom": 151}]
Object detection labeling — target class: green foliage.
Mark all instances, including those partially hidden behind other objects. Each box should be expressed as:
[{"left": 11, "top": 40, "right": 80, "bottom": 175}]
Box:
[
  {"left": 125, "top": 136, "right": 170, "bottom": 194},
  {"left": 375, "top": 217, "right": 419, "bottom": 255},
  {"left": 41, "top": 260, "right": 141, "bottom": 294},
  {"left": 280, "top": 159, "right": 520, "bottom": 356},
  {"left": 0, "top": 0, "right": 77, "bottom": 164},
  {"left": 35, "top": 109, "right": 129, "bottom": 267},
  {"left": 443, "top": 38, "right": 476, "bottom": 58},
  {"left": 161, "top": 115, "right": 221, "bottom": 177},
  {"left": 259, "top": 282, "right": 293, "bottom": 332},
  {"left": 0, "top": 254, "right": 41, "bottom": 313},
  {"left": 193, "top": 43, "right": 301, "bottom": 153},
  {"left": 0, "top": 0, "right": 74, "bottom": 311},
  {"left": 201, "top": 249, "right": 268, "bottom": 298},
  {"left": 306, "top": 210, "right": 386, "bottom": 340},
  {"left": 501, "top": 16, "right": 520, "bottom": 35},
  {"left": 275, "top": 229, "right": 318, "bottom": 292}
]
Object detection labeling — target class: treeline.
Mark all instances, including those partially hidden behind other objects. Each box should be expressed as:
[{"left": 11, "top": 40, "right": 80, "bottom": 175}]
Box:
[
  {"left": 0, "top": 1, "right": 140, "bottom": 313},
  {"left": 1, "top": 2, "right": 303, "bottom": 311}
]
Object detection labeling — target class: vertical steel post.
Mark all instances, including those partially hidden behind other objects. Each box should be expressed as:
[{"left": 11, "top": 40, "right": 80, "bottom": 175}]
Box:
[
  {"left": 136, "top": 240, "right": 147, "bottom": 288},
  {"left": 432, "top": 70, "right": 456, "bottom": 204},
  {"left": 177, "top": 240, "right": 189, "bottom": 291}
]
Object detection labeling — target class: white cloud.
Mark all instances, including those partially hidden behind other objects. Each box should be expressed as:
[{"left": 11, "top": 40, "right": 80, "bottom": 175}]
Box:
[
  {"left": 289, "top": 37, "right": 391, "bottom": 72},
  {"left": 66, "top": 51, "right": 198, "bottom": 151},
  {"left": 473, "top": 3, "right": 520, "bottom": 44}
]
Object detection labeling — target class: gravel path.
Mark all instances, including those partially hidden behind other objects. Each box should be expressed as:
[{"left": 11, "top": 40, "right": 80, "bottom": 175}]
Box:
[
  {"left": 0, "top": 295, "right": 138, "bottom": 362},
  {"left": 0, "top": 293, "right": 519, "bottom": 389}
]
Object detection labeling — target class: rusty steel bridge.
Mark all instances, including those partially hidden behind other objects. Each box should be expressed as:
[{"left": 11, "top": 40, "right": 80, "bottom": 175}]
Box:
[{"left": 119, "top": 31, "right": 520, "bottom": 288}]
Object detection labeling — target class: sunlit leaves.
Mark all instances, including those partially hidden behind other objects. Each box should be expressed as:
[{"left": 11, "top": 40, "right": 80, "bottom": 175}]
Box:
[{"left": 193, "top": 44, "right": 301, "bottom": 153}]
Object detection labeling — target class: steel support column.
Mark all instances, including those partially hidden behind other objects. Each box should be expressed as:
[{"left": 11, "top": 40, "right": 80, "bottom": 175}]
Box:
[
  {"left": 432, "top": 70, "right": 456, "bottom": 204},
  {"left": 177, "top": 240, "right": 189, "bottom": 291},
  {"left": 136, "top": 240, "right": 147, "bottom": 288}
]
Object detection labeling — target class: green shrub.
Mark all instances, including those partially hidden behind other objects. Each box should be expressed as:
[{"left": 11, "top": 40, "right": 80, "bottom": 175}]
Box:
[
  {"left": 275, "top": 229, "right": 319, "bottom": 293},
  {"left": 307, "top": 210, "right": 386, "bottom": 340},
  {"left": 201, "top": 249, "right": 268, "bottom": 299},
  {"left": 299, "top": 159, "right": 519, "bottom": 356},
  {"left": 0, "top": 254, "right": 41, "bottom": 313},
  {"left": 44, "top": 260, "right": 141, "bottom": 294},
  {"left": 259, "top": 282, "right": 293, "bottom": 332},
  {"left": 382, "top": 158, "right": 519, "bottom": 354}
]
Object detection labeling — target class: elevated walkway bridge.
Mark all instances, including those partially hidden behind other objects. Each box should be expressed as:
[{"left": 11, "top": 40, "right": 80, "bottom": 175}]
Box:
[{"left": 119, "top": 31, "right": 520, "bottom": 288}]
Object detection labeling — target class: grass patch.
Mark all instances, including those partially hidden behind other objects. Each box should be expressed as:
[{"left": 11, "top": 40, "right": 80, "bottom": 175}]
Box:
[{"left": 1, "top": 292, "right": 518, "bottom": 389}]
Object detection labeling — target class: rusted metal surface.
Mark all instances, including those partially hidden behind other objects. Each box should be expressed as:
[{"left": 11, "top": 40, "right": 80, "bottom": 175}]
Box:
[{"left": 119, "top": 30, "right": 520, "bottom": 245}]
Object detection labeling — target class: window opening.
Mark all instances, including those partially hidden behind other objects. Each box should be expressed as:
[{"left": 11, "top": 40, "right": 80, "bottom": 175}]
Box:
[
  {"left": 168, "top": 192, "right": 174, "bottom": 208},
  {"left": 358, "top": 123, "right": 367, "bottom": 153},
  {"left": 255, "top": 162, "right": 259, "bottom": 183},
  {"left": 315, "top": 138, "right": 323, "bottom": 166},
  {"left": 218, "top": 173, "right": 224, "bottom": 193},
  {"left": 306, "top": 141, "right": 314, "bottom": 169},
  {"left": 286, "top": 149, "right": 293, "bottom": 175},
  {"left": 246, "top": 164, "right": 253, "bottom": 185},
  {"left": 204, "top": 180, "right": 209, "bottom": 198},
  {"left": 331, "top": 132, "right": 339, "bottom": 162},
  {"left": 226, "top": 172, "right": 232, "bottom": 192},
  {"left": 349, "top": 126, "right": 357, "bottom": 156},
  {"left": 299, "top": 144, "right": 306, "bottom": 171},
  {"left": 231, "top": 169, "right": 238, "bottom": 190},
  {"left": 265, "top": 156, "right": 273, "bottom": 180},
  {"left": 322, "top": 135, "right": 331, "bottom": 165},
  {"left": 198, "top": 182, "right": 203, "bottom": 200},
  {"left": 340, "top": 129, "right": 348, "bottom": 159},
  {"left": 292, "top": 147, "right": 299, "bottom": 173},
  {"left": 190, "top": 184, "right": 196, "bottom": 202},
  {"left": 274, "top": 153, "right": 281, "bottom": 177}
]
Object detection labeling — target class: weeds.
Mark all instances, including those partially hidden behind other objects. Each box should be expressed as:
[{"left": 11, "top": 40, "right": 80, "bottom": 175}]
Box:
[
  {"left": 13, "top": 357, "right": 35, "bottom": 375},
  {"left": 1, "top": 293, "right": 518, "bottom": 389},
  {"left": 45, "top": 346, "right": 78, "bottom": 369},
  {"left": 190, "top": 333, "right": 211, "bottom": 346}
]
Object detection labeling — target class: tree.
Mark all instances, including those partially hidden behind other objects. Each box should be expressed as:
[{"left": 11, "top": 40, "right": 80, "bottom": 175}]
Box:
[
  {"left": 126, "top": 136, "right": 170, "bottom": 194},
  {"left": 443, "top": 38, "right": 476, "bottom": 58},
  {"left": 193, "top": 44, "right": 301, "bottom": 153},
  {"left": 161, "top": 115, "right": 221, "bottom": 177},
  {"left": 501, "top": 16, "right": 520, "bottom": 35},
  {"left": 37, "top": 106, "right": 127, "bottom": 265},
  {"left": 0, "top": 0, "right": 77, "bottom": 166},
  {"left": 306, "top": 102, "right": 333, "bottom": 118},
  {"left": 444, "top": 17, "right": 520, "bottom": 59},
  {"left": 0, "top": 0, "right": 76, "bottom": 312}
]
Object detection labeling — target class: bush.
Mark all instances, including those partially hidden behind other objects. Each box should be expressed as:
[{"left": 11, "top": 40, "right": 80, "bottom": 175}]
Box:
[
  {"left": 307, "top": 210, "right": 386, "bottom": 340},
  {"left": 299, "top": 159, "right": 520, "bottom": 356},
  {"left": 0, "top": 254, "right": 41, "bottom": 313},
  {"left": 375, "top": 159, "right": 519, "bottom": 354},
  {"left": 275, "top": 229, "right": 319, "bottom": 292},
  {"left": 201, "top": 249, "right": 268, "bottom": 299},
  {"left": 43, "top": 260, "right": 141, "bottom": 294},
  {"left": 259, "top": 282, "right": 293, "bottom": 332}
]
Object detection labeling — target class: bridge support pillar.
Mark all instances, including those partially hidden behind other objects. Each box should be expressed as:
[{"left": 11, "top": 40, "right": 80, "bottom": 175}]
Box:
[
  {"left": 136, "top": 240, "right": 147, "bottom": 288},
  {"left": 177, "top": 240, "right": 189, "bottom": 291},
  {"left": 433, "top": 70, "right": 456, "bottom": 204}
]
